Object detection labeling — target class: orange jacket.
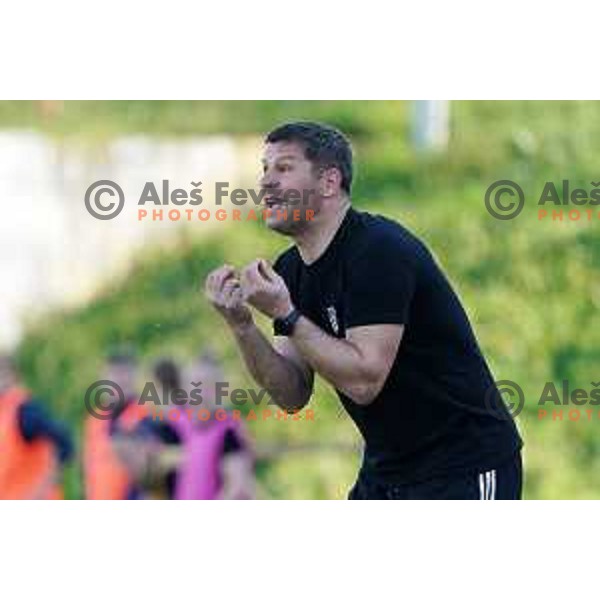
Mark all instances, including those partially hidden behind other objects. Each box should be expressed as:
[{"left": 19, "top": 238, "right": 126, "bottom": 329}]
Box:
[
  {"left": 83, "top": 402, "right": 147, "bottom": 500},
  {"left": 0, "top": 387, "right": 63, "bottom": 500}
]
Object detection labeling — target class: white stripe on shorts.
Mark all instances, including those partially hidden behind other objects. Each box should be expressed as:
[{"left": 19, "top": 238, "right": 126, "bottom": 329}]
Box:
[{"left": 479, "top": 470, "right": 497, "bottom": 500}]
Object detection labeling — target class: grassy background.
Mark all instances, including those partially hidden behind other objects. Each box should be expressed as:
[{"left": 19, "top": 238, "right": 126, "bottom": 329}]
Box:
[{"left": 7, "top": 100, "right": 600, "bottom": 498}]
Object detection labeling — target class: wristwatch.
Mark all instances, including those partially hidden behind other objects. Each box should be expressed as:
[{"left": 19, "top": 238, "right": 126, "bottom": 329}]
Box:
[{"left": 273, "top": 308, "right": 302, "bottom": 336}]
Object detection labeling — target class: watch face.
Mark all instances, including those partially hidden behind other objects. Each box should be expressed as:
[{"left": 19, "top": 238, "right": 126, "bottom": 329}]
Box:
[
  {"left": 274, "top": 318, "right": 286, "bottom": 336},
  {"left": 274, "top": 310, "right": 299, "bottom": 336}
]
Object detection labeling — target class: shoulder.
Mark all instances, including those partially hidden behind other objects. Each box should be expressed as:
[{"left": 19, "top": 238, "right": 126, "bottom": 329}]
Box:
[
  {"left": 273, "top": 245, "right": 300, "bottom": 278},
  {"left": 347, "top": 209, "right": 429, "bottom": 266}
]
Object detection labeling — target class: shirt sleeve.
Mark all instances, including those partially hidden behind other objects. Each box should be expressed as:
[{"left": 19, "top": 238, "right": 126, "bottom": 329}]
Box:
[
  {"left": 272, "top": 251, "right": 297, "bottom": 335},
  {"left": 345, "top": 234, "right": 417, "bottom": 329},
  {"left": 273, "top": 251, "right": 293, "bottom": 288},
  {"left": 18, "top": 400, "right": 74, "bottom": 464}
]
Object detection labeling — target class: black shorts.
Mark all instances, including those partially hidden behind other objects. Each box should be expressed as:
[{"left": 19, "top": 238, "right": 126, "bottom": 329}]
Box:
[{"left": 348, "top": 452, "right": 523, "bottom": 500}]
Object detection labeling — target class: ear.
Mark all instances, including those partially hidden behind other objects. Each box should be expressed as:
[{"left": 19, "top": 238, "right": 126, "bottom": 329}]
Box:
[{"left": 318, "top": 166, "right": 342, "bottom": 197}]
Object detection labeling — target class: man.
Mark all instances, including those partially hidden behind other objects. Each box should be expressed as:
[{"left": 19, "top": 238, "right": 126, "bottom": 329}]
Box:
[
  {"left": 205, "top": 121, "right": 523, "bottom": 500},
  {"left": 83, "top": 350, "right": 147, "bottom": 499},
  {"left": 0, "top": 354, "right": 73, "bottom": 499}
]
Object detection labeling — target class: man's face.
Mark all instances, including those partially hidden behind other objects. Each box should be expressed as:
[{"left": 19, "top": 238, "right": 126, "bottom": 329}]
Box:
[{"left": 260, "top": 141, "right": 322, "bottom": 235}]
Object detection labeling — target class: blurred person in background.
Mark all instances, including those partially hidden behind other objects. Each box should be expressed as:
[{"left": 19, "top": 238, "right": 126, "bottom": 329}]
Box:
[
  {"left": 180, "top": 352, "right": 255, "bottom": 499},
  {"left": 113, "top": 353, "right": 255, "bottom": 499},
  {"left": 83, "top": 349, "right": 149, "bottom": 499},
  {"left": 112, "top": 357, "right": 186, "bottom": 499},
  {"left": 0, "top": 354, "right": 73, "bottom": 499}
]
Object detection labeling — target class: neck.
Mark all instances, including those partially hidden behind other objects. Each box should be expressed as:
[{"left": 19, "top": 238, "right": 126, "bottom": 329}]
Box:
[{"left": 294, "top": 199, "right": 351, "bottom": 265}]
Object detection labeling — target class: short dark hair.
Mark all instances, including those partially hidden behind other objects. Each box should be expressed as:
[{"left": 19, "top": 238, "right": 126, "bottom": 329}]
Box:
[{"left": 265, "top": 121, "right": 353, "bottom": 194}]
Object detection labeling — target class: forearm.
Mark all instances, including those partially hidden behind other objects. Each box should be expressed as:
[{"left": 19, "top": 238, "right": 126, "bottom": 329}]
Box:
[
  {"left": 231, "top": 322, "right": 311, "bottom": 411},
  {"left": 290, "top": 316, "right": 379, "bottom": 405}
]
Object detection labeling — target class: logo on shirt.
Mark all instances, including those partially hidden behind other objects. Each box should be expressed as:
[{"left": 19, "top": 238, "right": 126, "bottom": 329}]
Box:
[{"left": 326, "top": 305, "right": 339, "bottom": 335}]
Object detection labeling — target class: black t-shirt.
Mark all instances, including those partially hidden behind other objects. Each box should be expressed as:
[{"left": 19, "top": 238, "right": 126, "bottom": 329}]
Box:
[{"left": 273, "top": 207, "right": 522, "bottom": 484}]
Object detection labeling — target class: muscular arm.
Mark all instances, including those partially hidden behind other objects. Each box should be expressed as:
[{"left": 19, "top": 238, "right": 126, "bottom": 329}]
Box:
[
  {"left": 289, "top": 320, "right": 403, "bottom": 406},
  {"left": 232, "top": 322, "right": 314, "bottom": 412},
  {"left": 239, "top": 258, "right": 406, "bottom": 407},
  {"left": 206, "top": 258, "right": 402, "bottom": 410},
  {"left": 234, "top": 317, "right": 400, "bottom": 408},
  {"left": 204, "top": 263, "right": 313, "bottom": 412}
]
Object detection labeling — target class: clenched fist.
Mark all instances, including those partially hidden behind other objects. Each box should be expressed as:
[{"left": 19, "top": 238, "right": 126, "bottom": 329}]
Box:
[
  {"left": 240, "top": 259, "right": 294, "bottom": 319},
  {"left": 204, "top": 264, "right": 254, "bottom": 330}
]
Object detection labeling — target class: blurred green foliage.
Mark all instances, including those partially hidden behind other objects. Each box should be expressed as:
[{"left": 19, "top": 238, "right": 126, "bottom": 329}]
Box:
[{"left": 9, "top": 100, "right": 600, "bottom": 498}]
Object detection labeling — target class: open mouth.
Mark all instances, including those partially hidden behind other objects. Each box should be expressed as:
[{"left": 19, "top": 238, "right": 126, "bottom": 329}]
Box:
[{"left": 264, "top": 194, "right": 286, "bottom": 209}]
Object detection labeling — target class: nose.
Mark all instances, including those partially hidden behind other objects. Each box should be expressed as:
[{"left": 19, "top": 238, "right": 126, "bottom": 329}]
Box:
[
  {"left": 260, "top": 170, "right": 272, "bottom": 189},
  {"left": 260, "top": 167, "right": 279, "bottom": 190}
]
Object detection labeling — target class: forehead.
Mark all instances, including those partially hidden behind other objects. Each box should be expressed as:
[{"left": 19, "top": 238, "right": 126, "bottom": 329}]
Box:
[{"left": 262, "top": 140, "right": 306, "bottom": 162}]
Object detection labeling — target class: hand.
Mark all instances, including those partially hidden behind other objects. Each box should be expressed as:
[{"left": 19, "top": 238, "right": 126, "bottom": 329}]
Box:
[
  {"left": 205, "top": 264, "right": 254, "bottom": 330},
  {"left": 240, "top": 259, "right": 294, "bottom": 319}
]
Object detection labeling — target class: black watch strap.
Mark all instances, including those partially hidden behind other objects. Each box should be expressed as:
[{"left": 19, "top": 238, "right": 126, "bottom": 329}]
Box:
[{"left": 273, "top": 308, "right": 302, "bottom": 336}]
